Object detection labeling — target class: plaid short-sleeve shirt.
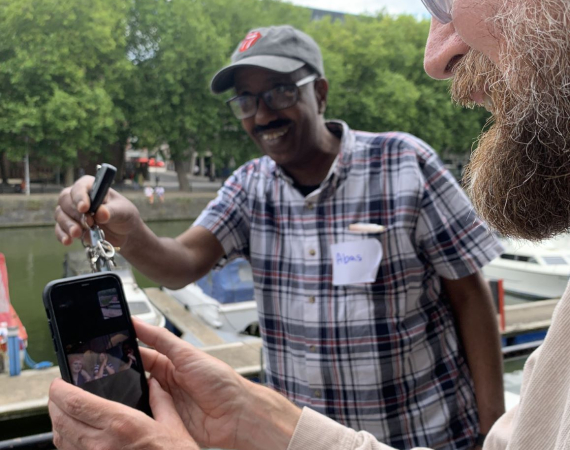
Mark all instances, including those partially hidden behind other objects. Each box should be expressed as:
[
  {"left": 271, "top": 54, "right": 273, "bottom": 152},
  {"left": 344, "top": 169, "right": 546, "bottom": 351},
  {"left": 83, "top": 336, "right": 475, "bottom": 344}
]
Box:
[{"left": 194, "top": 121, "right": 503, "bottom": 450}]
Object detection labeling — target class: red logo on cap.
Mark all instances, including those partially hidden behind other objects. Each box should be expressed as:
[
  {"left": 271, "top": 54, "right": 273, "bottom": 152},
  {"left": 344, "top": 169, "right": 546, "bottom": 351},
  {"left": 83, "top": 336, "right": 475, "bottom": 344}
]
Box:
[{"left": 239, "top": 31, "right": 262, "bottom": 53}]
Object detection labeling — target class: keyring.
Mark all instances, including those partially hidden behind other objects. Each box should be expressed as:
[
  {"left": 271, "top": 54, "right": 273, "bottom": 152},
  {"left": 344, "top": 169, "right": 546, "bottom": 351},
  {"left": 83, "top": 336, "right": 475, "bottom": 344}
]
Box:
[
  {"left": 97, "top": 240, "right": 115, "bottom": 259},
  {"left": 81, "top": 213, "right": 91, "bottom": 230}
]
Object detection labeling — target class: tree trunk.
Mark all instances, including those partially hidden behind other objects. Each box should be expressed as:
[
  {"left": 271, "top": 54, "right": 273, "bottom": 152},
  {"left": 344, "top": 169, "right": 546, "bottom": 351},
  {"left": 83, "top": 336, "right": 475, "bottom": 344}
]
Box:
[
  {"left": 109, "top": 140, "right": 126, "bottom": 182},
  {"left": 64, "top": 166, "right": 75, "bottom": 187},
  {"left": 173, "top": 156, "right": 191, "bottom": 192},
  {"left": 0, "top": 151, "right": 9, "bottom": 185}
]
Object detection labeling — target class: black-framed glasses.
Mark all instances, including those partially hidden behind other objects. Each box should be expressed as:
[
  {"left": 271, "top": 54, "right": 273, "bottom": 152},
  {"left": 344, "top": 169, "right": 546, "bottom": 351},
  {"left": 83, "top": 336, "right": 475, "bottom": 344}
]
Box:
[
  {"left": 226, "top": 74, "right": 318, "bottom": 120},
  {"left": 420, "top": 0, "right": 453, "bottom": 24}
]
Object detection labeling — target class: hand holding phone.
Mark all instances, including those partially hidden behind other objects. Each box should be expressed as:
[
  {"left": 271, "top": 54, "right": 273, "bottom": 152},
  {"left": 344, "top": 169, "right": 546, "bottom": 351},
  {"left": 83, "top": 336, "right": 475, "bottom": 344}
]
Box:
[{"left": 44, "top": 273, "right": 151, "bottom": 416}]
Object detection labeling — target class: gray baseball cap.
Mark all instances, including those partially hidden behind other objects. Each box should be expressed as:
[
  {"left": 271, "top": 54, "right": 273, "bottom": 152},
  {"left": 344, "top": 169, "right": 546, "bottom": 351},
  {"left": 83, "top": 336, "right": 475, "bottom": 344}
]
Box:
[{"left": 210, "top": 25, "right": 324, "bottom": 94}]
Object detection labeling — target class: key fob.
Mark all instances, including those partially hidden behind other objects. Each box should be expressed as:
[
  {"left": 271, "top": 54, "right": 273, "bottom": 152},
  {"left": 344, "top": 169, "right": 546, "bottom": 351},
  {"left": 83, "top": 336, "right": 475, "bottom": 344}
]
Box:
[{"left": 88, "top": 163, "right": 117, "bottom": 214}]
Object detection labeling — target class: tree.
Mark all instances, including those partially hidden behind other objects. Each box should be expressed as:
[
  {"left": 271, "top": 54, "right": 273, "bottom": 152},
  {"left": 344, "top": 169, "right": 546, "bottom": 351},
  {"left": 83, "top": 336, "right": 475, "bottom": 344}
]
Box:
[
  {"left": 127, "top": 0, "right": 228, "bottom": 191},
  {"left": 0, "top": 0, "right": 489, "bottom": 190},
  {"left": 308, "top": 13, "right": 489, "bottom": 155},
  {"left": 0, "top": 0, "right": 131, "bottom": 184}
]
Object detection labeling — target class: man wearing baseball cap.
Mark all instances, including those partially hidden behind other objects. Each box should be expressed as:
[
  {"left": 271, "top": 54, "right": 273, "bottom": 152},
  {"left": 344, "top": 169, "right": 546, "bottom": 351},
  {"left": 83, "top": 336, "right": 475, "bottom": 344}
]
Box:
[{"left": 53, "top": 25, "right": 503, "bottom": 450}]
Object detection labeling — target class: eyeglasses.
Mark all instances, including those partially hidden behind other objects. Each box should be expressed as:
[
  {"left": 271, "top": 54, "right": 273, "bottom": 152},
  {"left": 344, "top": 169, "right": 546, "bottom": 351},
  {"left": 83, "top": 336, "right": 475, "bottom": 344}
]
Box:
[
  {"left": 420, "top": 0, "right": 454, "bottom": 24},
  {"left": 227, "top": 74, "right": 318, "bottom": 120}
]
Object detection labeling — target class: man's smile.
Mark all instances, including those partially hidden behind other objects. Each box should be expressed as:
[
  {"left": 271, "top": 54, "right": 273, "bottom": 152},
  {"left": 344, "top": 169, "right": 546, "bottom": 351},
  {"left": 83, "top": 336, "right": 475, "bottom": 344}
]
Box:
[{"left": 257, "top": 123, "right": 292, "bottom": 144}]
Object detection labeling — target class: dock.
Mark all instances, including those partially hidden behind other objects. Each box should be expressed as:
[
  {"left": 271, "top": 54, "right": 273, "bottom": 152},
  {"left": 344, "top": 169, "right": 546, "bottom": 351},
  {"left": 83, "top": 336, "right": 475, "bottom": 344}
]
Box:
[
  {"left": 0, "top": 291, "right": 559, "bottom": 424},
  {"left": 145, "top": 288, "right": 262, "bottom": 377},
  {"left": 502, "top": 299, "right": 558, "bottom": 337}
]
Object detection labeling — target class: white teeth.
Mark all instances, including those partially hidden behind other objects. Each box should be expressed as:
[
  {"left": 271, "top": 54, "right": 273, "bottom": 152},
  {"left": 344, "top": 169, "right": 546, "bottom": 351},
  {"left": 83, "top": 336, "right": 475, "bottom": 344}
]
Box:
[{"left": 260, "top": 128, "right": 288, "bottom": 141}]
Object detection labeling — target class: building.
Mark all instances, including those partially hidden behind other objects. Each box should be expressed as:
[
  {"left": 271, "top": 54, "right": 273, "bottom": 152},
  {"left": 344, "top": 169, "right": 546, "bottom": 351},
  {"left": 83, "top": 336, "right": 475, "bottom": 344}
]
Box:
[{"left": 310, "top": 7, "right": 347, "bottom": 22}]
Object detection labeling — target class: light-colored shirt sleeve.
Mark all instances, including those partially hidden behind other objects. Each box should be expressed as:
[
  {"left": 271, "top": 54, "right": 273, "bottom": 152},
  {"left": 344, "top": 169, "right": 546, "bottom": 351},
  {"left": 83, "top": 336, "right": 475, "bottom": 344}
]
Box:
[{"left": 287, "top": 407, "right": 431, "bottom": 450}]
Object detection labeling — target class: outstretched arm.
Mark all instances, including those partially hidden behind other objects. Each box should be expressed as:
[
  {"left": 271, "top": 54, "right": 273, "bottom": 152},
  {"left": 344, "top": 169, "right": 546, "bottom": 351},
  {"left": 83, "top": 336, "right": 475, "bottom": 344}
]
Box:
[{"left": 54, "top": 176, "right": 224, "bottom": 289}]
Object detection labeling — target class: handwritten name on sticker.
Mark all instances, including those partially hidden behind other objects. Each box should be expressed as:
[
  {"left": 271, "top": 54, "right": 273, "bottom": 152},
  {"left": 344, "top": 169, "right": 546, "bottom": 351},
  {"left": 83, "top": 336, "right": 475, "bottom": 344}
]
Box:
[
  {"left": 336, "top": 253, "right": 363, "bottom": 265},
  {"left": 330, "top": 239, "right": 383, "bottom": 286}
]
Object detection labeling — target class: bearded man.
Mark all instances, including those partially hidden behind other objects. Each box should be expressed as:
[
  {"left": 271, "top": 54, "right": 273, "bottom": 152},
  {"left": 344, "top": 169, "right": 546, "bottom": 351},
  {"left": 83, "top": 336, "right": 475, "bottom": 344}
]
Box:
[
  {"left": 425, "top": 0, "right": 570, "bottom": 244},
  {"left": 48, "top": 1, "right": 570, "bottom": 450}
]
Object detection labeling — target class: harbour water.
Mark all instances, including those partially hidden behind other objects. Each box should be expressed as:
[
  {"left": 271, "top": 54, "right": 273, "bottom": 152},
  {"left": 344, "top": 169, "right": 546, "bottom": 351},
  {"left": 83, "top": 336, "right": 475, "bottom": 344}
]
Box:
[{"left": 0, "top": 221, "right": 190, "bottom": 365}]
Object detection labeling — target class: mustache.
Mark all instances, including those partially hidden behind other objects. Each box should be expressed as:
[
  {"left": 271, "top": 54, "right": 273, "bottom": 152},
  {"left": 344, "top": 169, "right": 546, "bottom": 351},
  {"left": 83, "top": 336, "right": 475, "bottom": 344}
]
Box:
[
  {"left": 450, "top": 49, "right": 500, "bottom": 109},
  {"left": 253, "top": 119, "right": 292, "bottom": 135}
]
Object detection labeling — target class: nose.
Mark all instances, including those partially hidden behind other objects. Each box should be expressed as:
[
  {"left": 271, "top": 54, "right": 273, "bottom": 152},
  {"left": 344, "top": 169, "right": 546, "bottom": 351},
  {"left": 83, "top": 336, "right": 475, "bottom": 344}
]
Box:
[
  {"left": 424, "top": 18, "right": 470, "bottom": 79},
  {"left": 254, "top": 97, "right": 279, "bottom": 125}
]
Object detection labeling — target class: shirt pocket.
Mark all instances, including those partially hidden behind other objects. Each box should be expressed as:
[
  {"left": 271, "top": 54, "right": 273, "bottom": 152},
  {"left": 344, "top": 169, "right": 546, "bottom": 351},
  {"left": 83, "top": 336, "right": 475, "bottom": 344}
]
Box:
[{"left": 332, "top": 226, "right": 413, "bottom": 319}]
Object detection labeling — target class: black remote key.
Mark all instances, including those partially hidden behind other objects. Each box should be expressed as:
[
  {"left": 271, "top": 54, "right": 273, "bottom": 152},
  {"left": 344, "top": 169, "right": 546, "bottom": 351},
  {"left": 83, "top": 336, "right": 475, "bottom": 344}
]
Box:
[{"left": 88, "top": 163, "right": 117, "bottom": 214}]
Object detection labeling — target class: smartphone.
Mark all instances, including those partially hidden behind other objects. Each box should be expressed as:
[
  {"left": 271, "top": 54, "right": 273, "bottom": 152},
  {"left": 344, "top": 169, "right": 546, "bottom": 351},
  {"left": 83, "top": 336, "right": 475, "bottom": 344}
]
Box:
[{"left": 43, "top": 273, "right": 152, "bottom": 416}]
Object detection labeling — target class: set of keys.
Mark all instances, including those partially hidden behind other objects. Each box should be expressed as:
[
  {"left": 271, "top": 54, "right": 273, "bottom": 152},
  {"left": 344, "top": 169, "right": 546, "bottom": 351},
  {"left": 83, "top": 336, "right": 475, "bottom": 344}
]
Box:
[{"left": 80, "top": 163, "right": 118, "bottom": 273}]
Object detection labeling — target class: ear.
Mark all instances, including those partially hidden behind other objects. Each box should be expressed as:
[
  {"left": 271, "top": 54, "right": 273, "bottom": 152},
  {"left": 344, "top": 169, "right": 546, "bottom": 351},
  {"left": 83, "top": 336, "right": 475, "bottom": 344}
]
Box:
[{"left": 314, "top": 78, "right": 329, "bottom": 115}]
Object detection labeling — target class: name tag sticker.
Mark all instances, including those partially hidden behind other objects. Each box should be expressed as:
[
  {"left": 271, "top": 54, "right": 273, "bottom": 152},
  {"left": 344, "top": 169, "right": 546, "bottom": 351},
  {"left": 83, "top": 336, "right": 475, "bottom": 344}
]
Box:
[{"left": 331, "top": 239, "right": 383, "bottom": 286}]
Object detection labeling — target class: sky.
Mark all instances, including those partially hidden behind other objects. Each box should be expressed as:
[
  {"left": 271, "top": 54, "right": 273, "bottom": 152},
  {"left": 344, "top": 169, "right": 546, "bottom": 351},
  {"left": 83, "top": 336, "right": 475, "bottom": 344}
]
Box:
[{"left": 286, "top": 0, "right": 429, "bottom": 18}]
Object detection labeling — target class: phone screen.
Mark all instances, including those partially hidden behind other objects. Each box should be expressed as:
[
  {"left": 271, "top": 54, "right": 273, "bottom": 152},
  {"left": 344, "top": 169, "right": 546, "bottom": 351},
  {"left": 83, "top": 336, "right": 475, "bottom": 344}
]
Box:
[{"left": 46, "top": 274, "right": 151, "bottom": 415}]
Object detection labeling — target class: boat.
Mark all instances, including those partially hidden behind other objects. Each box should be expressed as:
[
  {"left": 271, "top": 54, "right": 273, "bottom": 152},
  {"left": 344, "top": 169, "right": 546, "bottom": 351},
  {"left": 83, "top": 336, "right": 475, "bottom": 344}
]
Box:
[
  {"left": 483, "top": 234, "right": 570, "bottom": 299},
  {"left": 63, "top": 251, "right": 166, "bottom": 328},
  {"left": 163, "top": 258, "right": 259, "bottom": 337},
  {"left": 0, "top": 253, "right": 28, "bottom": 373}
]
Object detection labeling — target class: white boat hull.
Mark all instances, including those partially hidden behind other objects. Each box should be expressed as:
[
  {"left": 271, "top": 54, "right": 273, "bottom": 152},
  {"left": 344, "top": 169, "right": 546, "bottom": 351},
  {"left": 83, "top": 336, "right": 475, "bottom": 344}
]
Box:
[
  {"left": 164, "top": 284, "right": 258, "bottom": 334},
  {"left": 483, "top": 262, "right": 570, "bottom": 299}
]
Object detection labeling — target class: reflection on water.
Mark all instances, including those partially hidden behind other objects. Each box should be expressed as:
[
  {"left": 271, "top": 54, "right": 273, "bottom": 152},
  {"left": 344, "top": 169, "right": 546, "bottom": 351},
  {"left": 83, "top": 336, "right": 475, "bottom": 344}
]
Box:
[
  {"left": 503, "top": 356, "right": 527, "bottom": 396},
  {"left": 0, "top": 221, "right": 190, "bottom": 364}
]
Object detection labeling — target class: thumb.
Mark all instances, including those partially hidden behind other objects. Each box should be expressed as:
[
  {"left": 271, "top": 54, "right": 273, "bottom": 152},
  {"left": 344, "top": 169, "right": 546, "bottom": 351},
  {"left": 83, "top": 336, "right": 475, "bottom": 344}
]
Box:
[
  {"left": 93, "top": 192, "right": 137, "bottom": 227},
  {"left": 149, "top": 378, "right": 189, "bottom": 435}
]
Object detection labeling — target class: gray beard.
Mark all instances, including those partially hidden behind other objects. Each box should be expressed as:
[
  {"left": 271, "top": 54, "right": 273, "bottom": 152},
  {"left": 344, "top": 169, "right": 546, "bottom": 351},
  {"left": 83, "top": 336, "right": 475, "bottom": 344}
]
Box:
[{"left": 451, "top": 0, "right": 570, "bottom": 241}]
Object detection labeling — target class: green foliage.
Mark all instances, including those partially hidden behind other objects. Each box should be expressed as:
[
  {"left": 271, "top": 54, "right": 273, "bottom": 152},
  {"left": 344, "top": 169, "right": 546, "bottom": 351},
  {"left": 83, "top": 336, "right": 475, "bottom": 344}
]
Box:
[
  {"left": 129, "top": 0, "right": 227, "bottom": 160},
  {"left": 0, "top": 0, "right": 131, "bottom": 166},
  {"left": 0, "top": 0, "right": 489, "bottom": 183},
  {"left": 307, "top": 14, "right": 489, "bottom": 154}
]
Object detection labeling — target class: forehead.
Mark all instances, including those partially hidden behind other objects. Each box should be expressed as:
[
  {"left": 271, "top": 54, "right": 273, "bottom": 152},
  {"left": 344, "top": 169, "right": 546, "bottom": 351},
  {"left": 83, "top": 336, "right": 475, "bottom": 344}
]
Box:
[{"left": 233, "top": 67, "right": 297, "bottom": 92}]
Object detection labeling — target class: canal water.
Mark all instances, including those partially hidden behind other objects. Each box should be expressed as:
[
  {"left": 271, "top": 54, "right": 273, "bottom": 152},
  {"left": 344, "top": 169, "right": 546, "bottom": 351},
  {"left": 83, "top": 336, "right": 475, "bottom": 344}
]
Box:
[{"left": 0, "top": 221, "right": 190, "bottom": 365}]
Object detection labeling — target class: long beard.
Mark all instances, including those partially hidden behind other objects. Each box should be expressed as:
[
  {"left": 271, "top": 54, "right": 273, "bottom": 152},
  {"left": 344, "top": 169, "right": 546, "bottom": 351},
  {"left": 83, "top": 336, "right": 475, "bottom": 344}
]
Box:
[{"left": 451, "top": 0, "right": 570, "bottom": 241}]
